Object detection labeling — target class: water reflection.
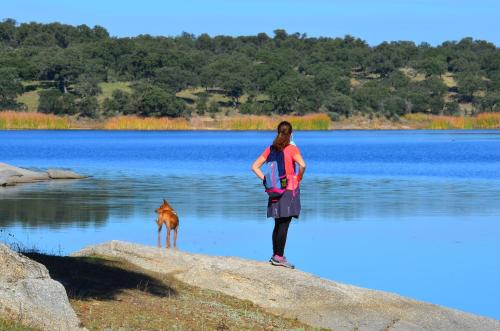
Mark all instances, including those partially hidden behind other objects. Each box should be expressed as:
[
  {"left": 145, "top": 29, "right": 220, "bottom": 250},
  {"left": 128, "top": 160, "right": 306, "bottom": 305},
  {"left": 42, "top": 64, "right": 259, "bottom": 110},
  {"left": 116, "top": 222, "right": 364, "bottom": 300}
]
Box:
[
  {"left": 0, "top": 179, "right": 119, "bottom": 228},
  {"left": 2, "top": 174, "right": 498, "bottom": 229}
]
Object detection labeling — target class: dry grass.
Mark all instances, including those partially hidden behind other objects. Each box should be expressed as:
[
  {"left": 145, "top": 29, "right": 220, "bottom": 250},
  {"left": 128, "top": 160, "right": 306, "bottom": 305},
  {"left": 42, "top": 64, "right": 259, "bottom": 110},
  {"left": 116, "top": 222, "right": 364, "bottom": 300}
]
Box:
[
  {"left": 0, "top": 111, "right": 72, "bottom": 129},
  {"left": 103, "top": 116, "right": 190, "bottom": 130},
  {"left": 475, "top": 112, "right": 500, "bottom": 128},
  {"left": 442, "top": 73, "right": 457, "bottom": 88},
  {"left": 25, "top": 253, "right": 315, "bottom": 331},
  {"left": 212, "top": 114, "right": 331, "bottom": 130},
  {"left": 403, "top": 112, "right": 500, "bottom": 129},
  {"left": 0, "top": 318, "right": 38, "bottom": 331}
]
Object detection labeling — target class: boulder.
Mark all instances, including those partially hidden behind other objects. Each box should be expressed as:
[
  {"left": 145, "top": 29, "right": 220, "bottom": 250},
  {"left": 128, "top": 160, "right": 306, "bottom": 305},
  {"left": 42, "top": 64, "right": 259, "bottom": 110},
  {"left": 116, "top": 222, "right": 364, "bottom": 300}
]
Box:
[
  {"left": 0, "top": 169, "right": 22, "bottom": 186},
  {"left": 47, "top": 169, "right": 87, "bottom": 179},
  {"left": 75, "top": 241, "right": 500, "bottom": 331},
  {"left": 0, "top": 163, "right": 85, "bottom": 187},
  {"left": 0, "top": 244, "right": 84, "bottom": 331}
]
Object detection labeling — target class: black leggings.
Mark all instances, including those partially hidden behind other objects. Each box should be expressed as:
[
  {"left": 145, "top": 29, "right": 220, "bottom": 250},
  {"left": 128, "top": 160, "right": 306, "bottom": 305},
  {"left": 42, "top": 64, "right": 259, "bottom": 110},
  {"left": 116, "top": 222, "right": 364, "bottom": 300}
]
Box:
[{"left": 272, "top": 217, "right": 292, "bottom": 256}]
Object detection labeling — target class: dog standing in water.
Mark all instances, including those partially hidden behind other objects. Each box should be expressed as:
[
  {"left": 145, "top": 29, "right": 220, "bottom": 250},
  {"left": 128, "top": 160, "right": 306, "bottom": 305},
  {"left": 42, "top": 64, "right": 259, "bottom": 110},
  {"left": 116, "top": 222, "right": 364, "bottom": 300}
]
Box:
[{"left": 155, "top": 198, "right": 179, "bottom": 248}]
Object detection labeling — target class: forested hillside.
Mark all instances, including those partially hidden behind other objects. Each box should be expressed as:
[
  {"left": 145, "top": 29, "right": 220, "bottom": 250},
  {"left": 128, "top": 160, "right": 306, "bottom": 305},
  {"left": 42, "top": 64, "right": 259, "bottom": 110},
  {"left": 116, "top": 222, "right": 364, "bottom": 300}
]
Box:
[{"left": 1, "top": 18, "right": 499, "bottom": 120}]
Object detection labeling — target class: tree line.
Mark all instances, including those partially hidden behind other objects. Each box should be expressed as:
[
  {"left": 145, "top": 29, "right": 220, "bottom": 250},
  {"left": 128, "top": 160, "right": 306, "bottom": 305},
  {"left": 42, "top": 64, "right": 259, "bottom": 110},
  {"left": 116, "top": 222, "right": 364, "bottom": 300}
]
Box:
[{"left": 1, "top": 18, "right": 499, "bottom": 119}]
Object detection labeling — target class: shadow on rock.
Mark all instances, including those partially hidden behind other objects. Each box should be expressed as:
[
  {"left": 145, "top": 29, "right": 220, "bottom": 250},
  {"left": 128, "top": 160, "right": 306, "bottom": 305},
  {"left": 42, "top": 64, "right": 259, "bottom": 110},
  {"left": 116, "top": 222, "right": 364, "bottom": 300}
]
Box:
[{"left": 25, "top": 253, "right": 176, "bottom": 300}]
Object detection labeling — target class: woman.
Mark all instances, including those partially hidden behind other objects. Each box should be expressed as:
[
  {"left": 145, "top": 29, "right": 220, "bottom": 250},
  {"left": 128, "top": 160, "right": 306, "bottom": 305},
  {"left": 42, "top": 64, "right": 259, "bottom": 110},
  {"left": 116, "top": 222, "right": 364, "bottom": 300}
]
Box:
[{"left": 251, "top": 121, "right": 306, "bottom": 269}]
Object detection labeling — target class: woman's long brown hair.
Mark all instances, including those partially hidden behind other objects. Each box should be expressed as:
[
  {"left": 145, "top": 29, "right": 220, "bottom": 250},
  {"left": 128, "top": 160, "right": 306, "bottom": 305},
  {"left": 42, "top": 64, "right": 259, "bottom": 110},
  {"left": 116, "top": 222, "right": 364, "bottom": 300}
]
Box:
[{"left": 272, "top": 121, "right": 293, "bottom": 151}]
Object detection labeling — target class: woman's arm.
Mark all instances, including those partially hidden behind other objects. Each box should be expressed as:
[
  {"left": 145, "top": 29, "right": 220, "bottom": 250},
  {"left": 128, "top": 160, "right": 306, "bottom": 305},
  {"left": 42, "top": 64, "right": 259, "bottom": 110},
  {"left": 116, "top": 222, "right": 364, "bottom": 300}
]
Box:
[
  {"left": 293, "top": 153, "right": 306, "bottom": 181},
  {"left": 251, "top": 156, "right": 266, "bottom": 180}
]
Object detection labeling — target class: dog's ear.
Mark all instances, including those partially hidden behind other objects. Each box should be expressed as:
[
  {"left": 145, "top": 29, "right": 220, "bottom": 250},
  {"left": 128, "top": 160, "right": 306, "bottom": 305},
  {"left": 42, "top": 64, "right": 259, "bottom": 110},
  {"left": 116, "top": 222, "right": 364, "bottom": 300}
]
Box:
[{"left": 163, "top": 198, "right": 167, "bottom": 204}]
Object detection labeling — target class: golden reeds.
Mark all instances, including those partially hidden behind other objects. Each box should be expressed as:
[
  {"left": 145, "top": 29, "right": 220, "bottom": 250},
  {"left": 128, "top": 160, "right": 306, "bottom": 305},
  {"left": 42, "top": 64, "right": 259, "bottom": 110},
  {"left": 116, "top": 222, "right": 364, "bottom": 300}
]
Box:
[
  {"left": 403, "top": 112, "right": 500, "bottom": 129},
  {"left": 212, "top": 113, "right": 331, "bottom": 130},
  {"left": 103, "top": 115, "right": 190, "bottom": 130},
  {"left": 0, "top": 111, "right": 71, "bottom": 129}
]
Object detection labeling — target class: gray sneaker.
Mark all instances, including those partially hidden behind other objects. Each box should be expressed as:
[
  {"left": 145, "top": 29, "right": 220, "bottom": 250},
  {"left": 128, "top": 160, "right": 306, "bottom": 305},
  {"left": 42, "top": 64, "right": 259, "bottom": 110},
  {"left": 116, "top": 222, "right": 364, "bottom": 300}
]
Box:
[{"left": 270, "top": 256, "right": 295, "bottom": 269}]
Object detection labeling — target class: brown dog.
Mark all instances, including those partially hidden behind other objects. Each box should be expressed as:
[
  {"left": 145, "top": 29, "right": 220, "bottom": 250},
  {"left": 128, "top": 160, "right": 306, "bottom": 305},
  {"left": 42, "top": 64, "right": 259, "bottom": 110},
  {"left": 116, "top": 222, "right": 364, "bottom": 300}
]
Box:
[{"left": 155, "top": 198, "right": 179, "bottom": 248}]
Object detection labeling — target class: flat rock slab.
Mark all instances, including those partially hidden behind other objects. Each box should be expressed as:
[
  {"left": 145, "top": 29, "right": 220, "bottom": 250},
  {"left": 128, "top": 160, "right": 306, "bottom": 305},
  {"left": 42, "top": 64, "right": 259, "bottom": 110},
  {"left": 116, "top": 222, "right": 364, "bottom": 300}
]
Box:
[
  {"left": 0, "top": 163, "right": 86, "bottom": 186},
  {"left": 47, "top": 169, "right": 87, "bottom": 179},
  {"left": 0, "top": 244, "right": 84, "bottom": 331},
  {"left": 74, "top": 241, "right": 500, "bottom": 331}
]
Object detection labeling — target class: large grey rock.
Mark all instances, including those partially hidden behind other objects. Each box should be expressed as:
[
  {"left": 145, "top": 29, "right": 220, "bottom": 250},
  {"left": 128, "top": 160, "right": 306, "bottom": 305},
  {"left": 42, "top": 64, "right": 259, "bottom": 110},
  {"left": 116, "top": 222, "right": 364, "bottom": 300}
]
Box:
[
  {"left": 0, "top": 169, "right": 23, "bottom": 186},
  {"left": 47, "top": 169, "right": 87, "bottom": 179},
  {"left": 0, "top": 163, "right": 85, "bottom": 186},
  {"left": 74, "top": 241, "right": 500, "bottom": 331},
  {"left": 0, "top": 244, "right": 84, "bottom": 331}
]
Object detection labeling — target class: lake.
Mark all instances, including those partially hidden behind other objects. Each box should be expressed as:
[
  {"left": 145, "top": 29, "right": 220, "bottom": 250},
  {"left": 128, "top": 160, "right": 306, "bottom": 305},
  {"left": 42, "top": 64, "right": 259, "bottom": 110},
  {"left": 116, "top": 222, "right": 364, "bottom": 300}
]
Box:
[{"left": 1, "top": 130, "right": 499, "bottom": 319}]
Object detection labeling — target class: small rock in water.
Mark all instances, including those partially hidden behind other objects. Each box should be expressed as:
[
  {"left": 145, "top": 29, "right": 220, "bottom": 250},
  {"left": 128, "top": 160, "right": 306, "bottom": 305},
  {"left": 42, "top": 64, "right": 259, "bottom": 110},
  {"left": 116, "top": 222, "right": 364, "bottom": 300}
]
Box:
[{"left": 47, "top": 169, "right": 87, "bottom": 179}]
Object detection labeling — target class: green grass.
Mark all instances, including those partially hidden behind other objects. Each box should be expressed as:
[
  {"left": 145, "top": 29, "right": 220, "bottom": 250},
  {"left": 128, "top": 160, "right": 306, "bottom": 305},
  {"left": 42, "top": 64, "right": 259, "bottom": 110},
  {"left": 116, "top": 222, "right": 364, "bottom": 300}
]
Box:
[
  {"left": 16, "top": 90, "right": 39, "bottom": 112},
  {"left": 97, "top": 81, "right": 132, "bottom": 103},
  {"left": 0, "top": 318, "right": 38, "bottom": 331}
]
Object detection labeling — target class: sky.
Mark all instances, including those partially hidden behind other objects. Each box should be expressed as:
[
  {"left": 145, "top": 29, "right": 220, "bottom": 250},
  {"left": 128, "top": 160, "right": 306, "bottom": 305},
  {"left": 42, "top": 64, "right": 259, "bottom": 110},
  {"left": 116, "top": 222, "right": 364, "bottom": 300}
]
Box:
[{"left": 2, "top": 0, "right": 499, "bottom": 46}]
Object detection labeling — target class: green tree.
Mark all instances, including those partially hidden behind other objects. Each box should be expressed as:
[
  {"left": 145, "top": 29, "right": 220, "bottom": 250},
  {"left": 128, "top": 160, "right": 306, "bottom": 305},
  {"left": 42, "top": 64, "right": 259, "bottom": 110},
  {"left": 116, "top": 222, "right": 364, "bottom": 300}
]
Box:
[
  {"left": 38, "top": 89, "right": 76, "bottom": 115},
  {"left": 102, "top": 90, "right": 133, "bottom": 116},
  {"left": 0, "top": 68, "right": 23, "bottom": 109},
  {"left": 456, "top": 73, "right": 484, "bottom": 102},
  {"left": 479, "top": 92, "right": 500, "bottom": 112},
  {"left": 153, "top": 66, "right": 198, "bottom": 92},
  {"left": 134, "top": 84, "right": 185, "bottom": 117},
  {"left": 74, "top": 74, "right": 102, "bottom": 97},
  {"left": 208, "top": 101, "right": 219, "bottom": 113},
  {"left": 322, "top": 92, "right": 353, "bottom": 118},
  {"left": 77, "top": 96, "right": 99, "bottom": 118},
  {"left": 417, "top": 56, "right": 447, "bottom": 77},
  {"left": 195, "top": 93, "right": 209, "bottom": 115}
]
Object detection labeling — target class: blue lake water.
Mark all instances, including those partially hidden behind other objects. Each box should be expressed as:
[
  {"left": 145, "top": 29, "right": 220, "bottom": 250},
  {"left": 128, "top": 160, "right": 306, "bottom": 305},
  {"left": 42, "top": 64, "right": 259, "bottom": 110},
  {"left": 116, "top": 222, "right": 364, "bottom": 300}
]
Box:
[{"left": 1, "top": 130, "right": 499, "bottom": 319}]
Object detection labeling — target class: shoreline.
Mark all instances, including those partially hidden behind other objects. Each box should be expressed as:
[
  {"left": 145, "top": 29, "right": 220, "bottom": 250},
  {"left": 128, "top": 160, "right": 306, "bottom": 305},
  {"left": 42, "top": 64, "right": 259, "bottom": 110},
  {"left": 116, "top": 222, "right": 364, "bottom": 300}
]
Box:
[{"left": 1, "top": 112, "right": 500, "bottom": 131}]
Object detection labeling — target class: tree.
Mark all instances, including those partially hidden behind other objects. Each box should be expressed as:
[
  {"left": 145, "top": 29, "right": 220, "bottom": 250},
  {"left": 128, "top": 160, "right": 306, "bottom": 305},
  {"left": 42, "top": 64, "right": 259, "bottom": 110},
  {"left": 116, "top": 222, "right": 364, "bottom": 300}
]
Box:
[
  {"left": 456, "top": 73, "right": 484, "bottom": 102},
  {"left": 444, "top": 101, "right": 460, "bottom": 115},
  {"left": 0, "top": 68, "right": 23, "bottom": 109},
  {"left": 417, "top": 56, "right": 447, "bottom": 77},
  {"left": 74, "top": 74, "right": 102, "bottom": 97},
  {"left": 77, "top": 96, "right": 99, "bottom": 118},
  {"left": 222, "top": 76, "right": 246, "bottom": 106},
  {"left": 134, "top": 84, "right": 185, "bottom": 117},
  {"left": 381, "top": 96, "right": 407, "bottom": 117},
  {"left": 322, "top": 92, "right": 353, "bottom": 118},
  {"left": 479, "top": 92, "right": 500, "bottom": 112},
  {"left": 38, "top": 89, "right": 76, "bottom": 115},
  {"left": 267, "top": 74, "right": 301, "bottom": 114},
  {"left": 102, "top": 90, "right": 133, "bottom": 116},
  {"left": 153, "top": 66, "right": 198, "bottom": 92},
  {"left": 195, "top": 93, "right": 208, "bottom": 115}
]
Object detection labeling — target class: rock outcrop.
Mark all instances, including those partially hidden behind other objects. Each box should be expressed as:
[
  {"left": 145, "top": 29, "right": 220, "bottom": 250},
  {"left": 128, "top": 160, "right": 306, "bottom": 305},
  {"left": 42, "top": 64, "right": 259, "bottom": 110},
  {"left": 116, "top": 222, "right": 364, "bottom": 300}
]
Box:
[
  {"left": 0, "top": 163, "right": 86, "bottom": 186},
  {"left": 74, "top": 241, "right": 500, "bottom": 331},
  {"left": 0, "top": 244, "right": 84, "bottom": 331}
]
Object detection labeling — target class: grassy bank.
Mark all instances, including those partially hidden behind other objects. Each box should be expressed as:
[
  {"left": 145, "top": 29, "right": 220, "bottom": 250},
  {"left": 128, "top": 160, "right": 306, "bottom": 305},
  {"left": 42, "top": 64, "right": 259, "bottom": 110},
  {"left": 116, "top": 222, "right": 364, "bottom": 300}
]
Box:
[
  {"left": 0, "top": 318, "right": 38, "bottom": 331},
  {"left": 0, "top": 111, "right": 72, "bottom": 129},
  {"left": 1, "top": 111, "right": 500, "bottom": 130},
  {"left": 24, "top": 253, "right": 315, "bottom": 331},
  {"left": 404, "top": 112, "right": 500, "bottom": 129}
]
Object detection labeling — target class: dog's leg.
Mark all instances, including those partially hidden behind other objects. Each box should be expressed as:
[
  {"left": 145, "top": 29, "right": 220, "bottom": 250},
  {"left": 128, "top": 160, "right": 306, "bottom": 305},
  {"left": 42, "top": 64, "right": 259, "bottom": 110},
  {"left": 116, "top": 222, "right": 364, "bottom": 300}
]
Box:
[
  {"left": 166, "top": 226, "right": 171, "bottom": 248},
  {"left": 173, "top": 227, "right": 178, "bottom": 248},
  {"left": 157, "top": 222, "right": 162, "bottom": 248}
]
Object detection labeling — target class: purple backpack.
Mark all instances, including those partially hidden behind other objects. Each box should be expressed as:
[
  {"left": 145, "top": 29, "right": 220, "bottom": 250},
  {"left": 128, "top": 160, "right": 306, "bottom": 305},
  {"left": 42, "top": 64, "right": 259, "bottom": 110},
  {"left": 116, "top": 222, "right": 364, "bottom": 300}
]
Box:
[{"left": 264, "top": 146, "right": 287, "bottom": 198}]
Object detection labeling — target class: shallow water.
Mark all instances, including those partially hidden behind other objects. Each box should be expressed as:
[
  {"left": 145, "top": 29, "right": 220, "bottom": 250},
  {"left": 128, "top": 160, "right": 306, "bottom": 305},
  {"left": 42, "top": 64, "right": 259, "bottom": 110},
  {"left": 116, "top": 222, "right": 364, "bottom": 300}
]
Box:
[{"left": 1, "top": 130, "right": 499, "bottom": 319}]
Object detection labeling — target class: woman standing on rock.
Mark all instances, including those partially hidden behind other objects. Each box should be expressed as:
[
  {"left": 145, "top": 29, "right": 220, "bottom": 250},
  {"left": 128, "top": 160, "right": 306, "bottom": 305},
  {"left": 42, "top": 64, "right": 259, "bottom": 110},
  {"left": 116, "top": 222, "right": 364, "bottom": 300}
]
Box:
[{"left": 251, "top": 121, "right": 306, "bottom": 269}]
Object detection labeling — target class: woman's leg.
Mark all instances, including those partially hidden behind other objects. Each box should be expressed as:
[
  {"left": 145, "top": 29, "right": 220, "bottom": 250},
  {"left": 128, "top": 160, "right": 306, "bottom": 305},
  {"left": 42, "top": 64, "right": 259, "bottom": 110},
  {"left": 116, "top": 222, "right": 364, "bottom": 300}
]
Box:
[
  {"left": 274, "top": 217, "right": 292, "bottom": 257},
  {"left": 272, "top": 219, "right": 280, "bottom": 255}
]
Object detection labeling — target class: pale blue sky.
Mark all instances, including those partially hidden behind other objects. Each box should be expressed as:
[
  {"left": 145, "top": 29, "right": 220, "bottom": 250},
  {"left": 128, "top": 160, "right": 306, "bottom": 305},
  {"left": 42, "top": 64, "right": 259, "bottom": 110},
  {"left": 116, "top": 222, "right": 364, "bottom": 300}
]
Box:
[{"left": 2, "top": 0, "right": 499, "bottom": 45}]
